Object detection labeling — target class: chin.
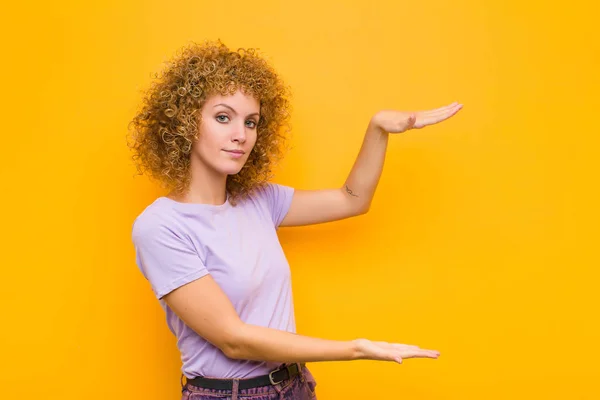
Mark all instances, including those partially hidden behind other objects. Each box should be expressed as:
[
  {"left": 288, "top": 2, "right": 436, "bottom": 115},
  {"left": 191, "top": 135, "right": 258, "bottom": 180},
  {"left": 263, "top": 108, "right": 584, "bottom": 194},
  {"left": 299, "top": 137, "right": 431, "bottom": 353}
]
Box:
[{"left": 219, "top": 163, "right": 246, "bottom": 176}]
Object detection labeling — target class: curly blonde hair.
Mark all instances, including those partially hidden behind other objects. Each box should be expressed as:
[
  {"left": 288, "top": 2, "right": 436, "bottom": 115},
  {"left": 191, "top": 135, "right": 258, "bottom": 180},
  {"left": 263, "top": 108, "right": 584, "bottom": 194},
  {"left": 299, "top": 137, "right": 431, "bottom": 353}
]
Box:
[{"left": 127, "top": 40, "right": 292, "bottom": 205}]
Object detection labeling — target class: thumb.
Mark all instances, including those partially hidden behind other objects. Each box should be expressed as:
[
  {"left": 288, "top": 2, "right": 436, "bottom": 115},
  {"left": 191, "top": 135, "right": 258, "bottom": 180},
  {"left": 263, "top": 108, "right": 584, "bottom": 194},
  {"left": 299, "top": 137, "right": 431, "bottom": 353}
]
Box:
[{"left": 406, "top": 113, "right": 417, "bottom": 129}]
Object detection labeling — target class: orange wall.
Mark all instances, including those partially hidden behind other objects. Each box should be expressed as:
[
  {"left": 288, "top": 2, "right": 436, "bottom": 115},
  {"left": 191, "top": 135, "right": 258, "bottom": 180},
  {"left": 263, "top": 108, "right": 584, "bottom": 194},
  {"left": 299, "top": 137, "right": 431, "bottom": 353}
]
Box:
[{"left": 2, "top": 1, "right": 599, "bottom": 399}]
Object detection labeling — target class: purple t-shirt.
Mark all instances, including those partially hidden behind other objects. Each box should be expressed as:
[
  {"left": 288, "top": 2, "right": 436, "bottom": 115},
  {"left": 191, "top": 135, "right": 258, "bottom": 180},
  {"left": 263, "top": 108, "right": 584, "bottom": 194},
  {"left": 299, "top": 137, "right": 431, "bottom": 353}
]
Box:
[{"left": 131, "top": 183, "right": 296, "bottom": 379}]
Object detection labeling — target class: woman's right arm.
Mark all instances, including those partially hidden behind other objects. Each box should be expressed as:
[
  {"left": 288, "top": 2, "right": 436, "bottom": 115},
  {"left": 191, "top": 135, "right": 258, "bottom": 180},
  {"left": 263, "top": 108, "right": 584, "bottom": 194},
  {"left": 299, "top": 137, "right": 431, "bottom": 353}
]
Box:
[{"left": 163, "top": 275, "right": 440, "bottom": 364}]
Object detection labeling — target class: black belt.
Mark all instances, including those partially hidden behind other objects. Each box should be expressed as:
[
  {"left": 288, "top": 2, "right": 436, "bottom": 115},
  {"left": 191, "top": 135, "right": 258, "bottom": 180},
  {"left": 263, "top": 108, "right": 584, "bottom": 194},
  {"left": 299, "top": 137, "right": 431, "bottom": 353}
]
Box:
[{"left": 185, "top": 363, "right": 304, "bottom": 390}]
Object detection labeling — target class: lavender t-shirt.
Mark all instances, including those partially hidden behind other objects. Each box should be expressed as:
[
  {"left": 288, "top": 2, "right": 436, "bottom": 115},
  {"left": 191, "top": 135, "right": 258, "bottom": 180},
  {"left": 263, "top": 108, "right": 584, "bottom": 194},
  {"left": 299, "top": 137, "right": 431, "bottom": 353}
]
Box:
[{"left": 131, "top": 183, "right": 296, "bottom": 379}]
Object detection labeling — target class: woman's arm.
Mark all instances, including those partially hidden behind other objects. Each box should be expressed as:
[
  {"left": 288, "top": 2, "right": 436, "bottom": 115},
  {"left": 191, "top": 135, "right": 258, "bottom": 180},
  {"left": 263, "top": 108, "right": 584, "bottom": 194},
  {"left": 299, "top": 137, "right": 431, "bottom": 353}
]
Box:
[
  {"left": 163, "top": 274, "right": 440, "bottom": 364},
  {"left": 341, "top": 116, "right": 391, "bottom": 213},
  {"left": 280, "top": 102, "right": 463, "bottom": 227}
]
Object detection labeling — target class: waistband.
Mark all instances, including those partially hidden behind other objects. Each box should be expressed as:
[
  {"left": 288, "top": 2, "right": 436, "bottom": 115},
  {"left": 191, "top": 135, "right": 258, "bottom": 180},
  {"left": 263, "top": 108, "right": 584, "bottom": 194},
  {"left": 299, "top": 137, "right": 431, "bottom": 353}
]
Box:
[{"left": 184, "top": 363, "right": 305, "bottom": 391}]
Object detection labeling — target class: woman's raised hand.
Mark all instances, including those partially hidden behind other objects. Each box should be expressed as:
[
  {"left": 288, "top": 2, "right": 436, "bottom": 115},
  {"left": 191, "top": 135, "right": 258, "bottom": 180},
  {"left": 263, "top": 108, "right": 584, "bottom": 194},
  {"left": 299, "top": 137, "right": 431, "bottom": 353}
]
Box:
[{"left": 371, "top": 102, "right": 463, "bottom": 134}]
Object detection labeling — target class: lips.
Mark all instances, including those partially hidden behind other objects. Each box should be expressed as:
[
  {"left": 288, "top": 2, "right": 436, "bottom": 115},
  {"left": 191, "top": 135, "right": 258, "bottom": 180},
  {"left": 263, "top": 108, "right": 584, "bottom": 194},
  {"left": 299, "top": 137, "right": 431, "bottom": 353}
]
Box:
[{"left": 224, "top": 150, "right": 245, "bottom": 154}]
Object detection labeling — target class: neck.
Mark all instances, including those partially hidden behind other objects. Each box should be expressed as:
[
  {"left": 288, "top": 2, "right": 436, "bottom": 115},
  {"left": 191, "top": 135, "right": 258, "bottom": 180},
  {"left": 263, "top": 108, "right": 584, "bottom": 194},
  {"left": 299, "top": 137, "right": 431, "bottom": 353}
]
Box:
[{"left": 170, "top": 158, "right": 228, "bottom": 205}]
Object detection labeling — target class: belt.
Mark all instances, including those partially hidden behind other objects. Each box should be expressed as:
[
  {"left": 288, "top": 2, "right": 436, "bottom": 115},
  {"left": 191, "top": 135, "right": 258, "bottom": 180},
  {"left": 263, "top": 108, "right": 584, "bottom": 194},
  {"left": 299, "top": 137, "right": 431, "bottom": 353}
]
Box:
[{"left": 185, "top": 363, "right": 304, "bottom": 390}]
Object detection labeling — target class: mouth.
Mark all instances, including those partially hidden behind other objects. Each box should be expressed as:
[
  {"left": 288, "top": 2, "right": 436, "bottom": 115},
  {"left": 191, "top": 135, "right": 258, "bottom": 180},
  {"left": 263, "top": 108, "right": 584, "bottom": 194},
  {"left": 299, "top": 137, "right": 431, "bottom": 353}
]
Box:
[{"left": 223, "top": 149, "right": 245, "bottom": 155}]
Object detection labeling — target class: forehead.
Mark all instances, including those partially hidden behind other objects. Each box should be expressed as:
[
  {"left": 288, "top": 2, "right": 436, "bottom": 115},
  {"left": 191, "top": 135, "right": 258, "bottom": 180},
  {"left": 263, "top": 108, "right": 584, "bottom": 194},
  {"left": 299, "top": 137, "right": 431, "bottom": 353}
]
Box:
[{"left": 204, "top": 90, "right": 260, "bottom": 110}]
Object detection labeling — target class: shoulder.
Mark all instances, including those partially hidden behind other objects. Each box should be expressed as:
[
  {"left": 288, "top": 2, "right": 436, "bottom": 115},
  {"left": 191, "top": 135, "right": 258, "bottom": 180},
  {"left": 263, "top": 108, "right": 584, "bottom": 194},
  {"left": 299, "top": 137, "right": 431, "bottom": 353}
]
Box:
[
  {"left": 131, "top": 198, "right": 182, "bottom": 243},
  {"left": 245, "top": 182, "right": 295, "bottom": 227},
  {"left": 251, "top": 182, "right": 294, "bottom": 200},
  {"left": 241, "top": 182, "right": 294, "bottom": 210}
]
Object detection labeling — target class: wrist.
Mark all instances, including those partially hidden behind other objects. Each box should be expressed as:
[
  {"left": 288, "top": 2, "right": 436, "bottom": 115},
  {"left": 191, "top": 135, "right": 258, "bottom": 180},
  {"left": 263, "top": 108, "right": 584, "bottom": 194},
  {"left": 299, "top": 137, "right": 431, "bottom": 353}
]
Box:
[
  {"left": 368, "top": 113, "right": 386, "bottom": 135},
  {"left": 350, "top": 339, "right": 366, "bottom": 360}
]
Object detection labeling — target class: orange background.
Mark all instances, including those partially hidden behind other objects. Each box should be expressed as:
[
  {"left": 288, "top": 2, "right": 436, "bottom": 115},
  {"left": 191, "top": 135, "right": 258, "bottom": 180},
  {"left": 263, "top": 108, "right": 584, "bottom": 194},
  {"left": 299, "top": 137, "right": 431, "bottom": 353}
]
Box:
[{"left": 2, "top": 1, "right": 599, "bottom": 399}]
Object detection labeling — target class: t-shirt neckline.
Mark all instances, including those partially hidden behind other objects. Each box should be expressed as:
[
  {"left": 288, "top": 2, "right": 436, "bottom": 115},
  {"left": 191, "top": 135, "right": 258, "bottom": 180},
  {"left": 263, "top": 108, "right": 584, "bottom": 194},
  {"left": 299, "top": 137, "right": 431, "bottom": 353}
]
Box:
[{"left": 157, "top": 194, "right": 232, "bottom": 211}]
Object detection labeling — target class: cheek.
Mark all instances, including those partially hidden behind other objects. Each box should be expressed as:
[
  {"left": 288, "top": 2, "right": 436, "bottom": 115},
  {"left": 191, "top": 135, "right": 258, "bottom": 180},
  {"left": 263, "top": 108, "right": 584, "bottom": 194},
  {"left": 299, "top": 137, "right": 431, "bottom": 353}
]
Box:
[
  {"left": 249, "top": 131, "right": 258, "bottom": 147},
  {"left": 196, "top": 123, "right": 224, "bottom": 150},
  {"left": 192, "top": 137, "right": 219, "bottom": 164}
]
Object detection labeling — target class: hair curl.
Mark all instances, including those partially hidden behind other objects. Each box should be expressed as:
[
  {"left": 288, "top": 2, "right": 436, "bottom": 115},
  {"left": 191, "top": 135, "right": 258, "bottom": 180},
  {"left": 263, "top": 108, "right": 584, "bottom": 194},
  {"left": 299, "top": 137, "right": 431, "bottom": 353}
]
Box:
[{"left": 127, "top": 40, "right": 292, "bottom": 205}]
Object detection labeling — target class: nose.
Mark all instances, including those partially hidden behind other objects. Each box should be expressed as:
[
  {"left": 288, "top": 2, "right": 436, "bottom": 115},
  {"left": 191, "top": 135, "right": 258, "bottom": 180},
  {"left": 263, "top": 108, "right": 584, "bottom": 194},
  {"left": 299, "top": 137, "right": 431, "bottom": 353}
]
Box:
[{"left": 231, "top": 122, "right": 247, "bottom": 144}]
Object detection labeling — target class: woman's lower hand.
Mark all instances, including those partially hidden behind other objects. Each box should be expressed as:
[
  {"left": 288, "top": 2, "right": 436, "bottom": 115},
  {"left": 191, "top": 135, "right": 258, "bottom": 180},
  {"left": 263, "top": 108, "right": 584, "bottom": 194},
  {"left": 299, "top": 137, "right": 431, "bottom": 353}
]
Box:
[{"left": 352, "top": 338, "right": 440, "bottom": 364}]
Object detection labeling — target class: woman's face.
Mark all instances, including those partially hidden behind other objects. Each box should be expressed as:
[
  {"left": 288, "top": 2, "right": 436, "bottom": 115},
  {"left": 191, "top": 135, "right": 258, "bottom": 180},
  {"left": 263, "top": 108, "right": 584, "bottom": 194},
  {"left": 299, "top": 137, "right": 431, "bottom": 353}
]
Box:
[{"left": 192, "top": 89, "right": 260, "bottom": 177}]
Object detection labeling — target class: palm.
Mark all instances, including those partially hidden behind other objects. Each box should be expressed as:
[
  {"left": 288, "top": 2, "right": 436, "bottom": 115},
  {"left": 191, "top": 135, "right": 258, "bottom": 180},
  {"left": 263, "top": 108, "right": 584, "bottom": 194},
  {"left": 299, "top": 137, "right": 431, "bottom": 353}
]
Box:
[
  {"left": 374, "top": 102, "right": 463, "bottom": 133},
  {"left": 355, "top": 338, "right": 440, "bottom": 363}
]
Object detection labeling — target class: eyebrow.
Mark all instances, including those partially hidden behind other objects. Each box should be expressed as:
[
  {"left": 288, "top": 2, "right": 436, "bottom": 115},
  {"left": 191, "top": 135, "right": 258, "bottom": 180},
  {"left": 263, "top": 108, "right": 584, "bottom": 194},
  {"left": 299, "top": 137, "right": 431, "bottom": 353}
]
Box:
[{"left": 213, "top": 103, "right": 260, "bottom": 118}]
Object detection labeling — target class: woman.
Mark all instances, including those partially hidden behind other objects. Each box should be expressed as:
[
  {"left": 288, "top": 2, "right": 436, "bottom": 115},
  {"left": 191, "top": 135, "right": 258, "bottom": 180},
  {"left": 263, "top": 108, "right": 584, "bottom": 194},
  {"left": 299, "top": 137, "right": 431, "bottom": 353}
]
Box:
[{"left": 128, "top": 40, "right": 462, "bottom": 399}]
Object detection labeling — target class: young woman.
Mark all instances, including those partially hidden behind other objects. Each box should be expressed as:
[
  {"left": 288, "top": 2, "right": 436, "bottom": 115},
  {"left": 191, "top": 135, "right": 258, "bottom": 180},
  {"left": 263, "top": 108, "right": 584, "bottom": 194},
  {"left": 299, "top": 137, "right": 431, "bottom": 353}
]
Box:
[{"left": 128, "top": 40, "right": 462, "bottom": 400}]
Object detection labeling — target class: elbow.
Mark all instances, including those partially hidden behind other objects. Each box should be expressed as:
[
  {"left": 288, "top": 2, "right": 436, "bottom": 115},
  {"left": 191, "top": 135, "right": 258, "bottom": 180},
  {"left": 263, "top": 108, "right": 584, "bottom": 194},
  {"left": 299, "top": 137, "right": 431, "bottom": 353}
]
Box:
[
  {"left": 222, "top": 345, "right": 241, "bottom": 360},
  {"left": 355, "top": 202, "right": 371, "bottom": 216},
  {"left": 219, "top": 323, "right": 247, "bottom": 360},
  {"left": 222, "top": 342, "right": 243, "bottom": 360}
]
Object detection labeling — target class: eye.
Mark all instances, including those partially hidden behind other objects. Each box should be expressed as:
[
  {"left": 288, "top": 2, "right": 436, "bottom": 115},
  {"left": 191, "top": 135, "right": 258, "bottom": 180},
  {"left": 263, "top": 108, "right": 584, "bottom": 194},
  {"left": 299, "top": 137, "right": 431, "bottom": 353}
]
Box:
[
  {"left": 216, "top": 115, "right": 229, "bottom": 123},
  {"left": 246, "top": 120, "right": 257, "bottom": 129}
]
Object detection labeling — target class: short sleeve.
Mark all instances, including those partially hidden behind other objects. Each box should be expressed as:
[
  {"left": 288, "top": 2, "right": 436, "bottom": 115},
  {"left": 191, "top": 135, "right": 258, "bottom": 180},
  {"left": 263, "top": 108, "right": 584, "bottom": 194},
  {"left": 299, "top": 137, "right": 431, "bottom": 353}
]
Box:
[
  {"left": 260, "top": 182, "right": 295, "bottom": 228},
  {"left": 132, "top": 218, "right": 209, "bottom": 300}
]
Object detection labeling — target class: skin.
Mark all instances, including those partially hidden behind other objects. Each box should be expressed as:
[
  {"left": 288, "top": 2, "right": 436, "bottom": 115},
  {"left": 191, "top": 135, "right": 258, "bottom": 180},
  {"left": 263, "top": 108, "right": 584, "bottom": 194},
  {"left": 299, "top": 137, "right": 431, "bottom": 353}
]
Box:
[
  {"left": 169, "top": 89, "right": 261, "bottom": 206},
  {"left": 164, "top": 89, "right": 463, "bottom": 365}
]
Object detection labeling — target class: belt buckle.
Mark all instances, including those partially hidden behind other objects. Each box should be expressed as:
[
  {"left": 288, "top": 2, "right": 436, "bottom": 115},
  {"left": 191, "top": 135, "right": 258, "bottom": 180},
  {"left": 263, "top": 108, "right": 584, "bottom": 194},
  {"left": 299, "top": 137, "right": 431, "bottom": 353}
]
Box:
[{"left": 268, "top": 367, "right": 284, "bottom": 385}]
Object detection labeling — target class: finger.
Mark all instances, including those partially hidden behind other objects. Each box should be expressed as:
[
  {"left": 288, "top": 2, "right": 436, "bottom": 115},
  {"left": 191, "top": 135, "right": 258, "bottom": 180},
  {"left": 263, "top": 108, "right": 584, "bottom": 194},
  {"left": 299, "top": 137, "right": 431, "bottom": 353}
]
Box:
[
  {"left": 414, "top": 115, "right": 447, "bottom": 128},
  {"left": 392, "top": 344, "right": 439, "bottom": 354},
  {"left": 416, "top": 102, "right": 460, "bottom": 114},
  {"left": 403, "top": 349, "right": 441, "bottom": 359},
  {"left": 415, "top": 107, "right": 461, "bottom": 128},
  {"left": 392, "top": 349, "right": 439, "bottom": 363},
  {"left": 419, "top": 103, "right": 462, "bottom": 118},
  {"left": 391, "top": 345, "right": 437, "bottom": 360}
]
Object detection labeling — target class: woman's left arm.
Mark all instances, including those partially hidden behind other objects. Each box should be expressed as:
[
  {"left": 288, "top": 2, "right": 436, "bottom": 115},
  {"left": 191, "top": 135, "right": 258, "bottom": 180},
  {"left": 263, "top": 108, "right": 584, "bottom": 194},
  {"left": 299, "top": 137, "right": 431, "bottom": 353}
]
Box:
[{"left": 280, "top": 102, "right": 463, "bottom": 227}]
